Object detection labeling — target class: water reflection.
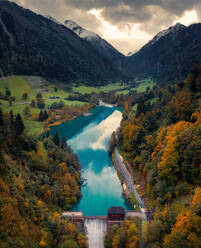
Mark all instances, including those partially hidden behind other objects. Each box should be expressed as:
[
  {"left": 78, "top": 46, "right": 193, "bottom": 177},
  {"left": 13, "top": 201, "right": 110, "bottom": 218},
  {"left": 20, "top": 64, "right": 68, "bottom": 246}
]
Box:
[
  {"left": 68, "top": 110, "right": 122, "bottom": 151},
  {"left": 52, "top": 106, "right": 132, "bottom": 216}
]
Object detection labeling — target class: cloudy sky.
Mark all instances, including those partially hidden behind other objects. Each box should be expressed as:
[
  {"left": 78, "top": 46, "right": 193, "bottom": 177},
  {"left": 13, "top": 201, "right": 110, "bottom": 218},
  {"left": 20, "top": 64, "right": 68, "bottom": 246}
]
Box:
[{"left": 12, "top": 0, "right": 201, "bottom": 54}]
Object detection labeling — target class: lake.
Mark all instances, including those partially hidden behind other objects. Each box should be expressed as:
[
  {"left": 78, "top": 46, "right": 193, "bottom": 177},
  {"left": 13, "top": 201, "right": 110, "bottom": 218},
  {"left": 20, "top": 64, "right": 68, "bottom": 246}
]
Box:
[{"left": 50, "top": 106, "right": 132, "bottom": 216}]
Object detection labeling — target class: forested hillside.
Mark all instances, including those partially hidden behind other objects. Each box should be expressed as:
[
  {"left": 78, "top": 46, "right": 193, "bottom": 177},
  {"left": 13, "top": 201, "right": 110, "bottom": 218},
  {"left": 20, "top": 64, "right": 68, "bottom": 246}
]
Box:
[
  {"left": 0, "top": 109, "right": 87, "bottom": 247},
  {"left": 0, "top": 0, "right": 123, "bottom": 84},
  {"left": 113, "top": 65, "right": 201, "bottom": 247},
  {"left": 126, "top": 23, "right": 201, "bottom": 82}
]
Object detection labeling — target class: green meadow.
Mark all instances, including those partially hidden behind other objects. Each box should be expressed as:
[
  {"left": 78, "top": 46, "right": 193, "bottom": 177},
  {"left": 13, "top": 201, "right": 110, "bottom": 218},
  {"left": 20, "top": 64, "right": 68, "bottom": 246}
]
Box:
[
  {"left": 73, "top": 82, "right": 127, "bottom": 94},
  {"left": 116, "top": 79, "right": 156, "bottom": 95}
]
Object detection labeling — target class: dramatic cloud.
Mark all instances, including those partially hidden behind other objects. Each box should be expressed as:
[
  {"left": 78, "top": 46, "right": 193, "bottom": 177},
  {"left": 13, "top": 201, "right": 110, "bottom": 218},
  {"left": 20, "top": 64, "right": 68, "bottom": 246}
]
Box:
[{"left": 11, "top": 0, "right": 201, "bottom": 54}]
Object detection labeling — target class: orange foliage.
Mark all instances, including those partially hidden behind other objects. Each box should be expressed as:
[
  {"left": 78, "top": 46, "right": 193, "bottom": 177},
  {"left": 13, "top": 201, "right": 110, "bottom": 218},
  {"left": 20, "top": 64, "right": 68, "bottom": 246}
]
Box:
[
  {"left": 191, "top": 187, "right": 201, "bottom": 214},
  {"left": 157, "top": 121, "right": 191, "bottom": 178},
  {"left": 67, "top": 222, "right": 76, "bottom": 237}
]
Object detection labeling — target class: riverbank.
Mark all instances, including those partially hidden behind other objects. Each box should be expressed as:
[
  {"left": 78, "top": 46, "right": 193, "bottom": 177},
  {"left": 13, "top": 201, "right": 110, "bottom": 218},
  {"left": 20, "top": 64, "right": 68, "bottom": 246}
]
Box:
[
  {"left": 113, "top": 148, "right": 147, "bottom": 219},
  {"left": 46, "top": 100, "right": 115, "bottom": 131}
]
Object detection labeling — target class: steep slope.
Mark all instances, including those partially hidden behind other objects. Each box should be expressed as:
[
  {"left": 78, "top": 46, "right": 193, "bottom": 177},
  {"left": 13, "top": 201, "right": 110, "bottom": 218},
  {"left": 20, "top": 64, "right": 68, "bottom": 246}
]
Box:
[
  {"left": 115, "top": 66, "right": 201, "bottom": 248},
  {"left": 0, "top": 0, "right": 122, "bottom": 84},
  {"left": 0, "top": 108, "right": 88, "bottom": 247},
  {"left": 127, "top": 22, "right": 201, "bottom": 81},
  {"left": 64, "top": 20, "right": 125, "bottom": 71}
]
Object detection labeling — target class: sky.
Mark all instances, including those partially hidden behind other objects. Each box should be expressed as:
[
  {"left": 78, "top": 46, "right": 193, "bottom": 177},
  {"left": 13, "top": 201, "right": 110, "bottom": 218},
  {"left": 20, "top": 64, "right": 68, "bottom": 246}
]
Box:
[{"left": 12, "top": 0, "right": 201, "bottom": 55}]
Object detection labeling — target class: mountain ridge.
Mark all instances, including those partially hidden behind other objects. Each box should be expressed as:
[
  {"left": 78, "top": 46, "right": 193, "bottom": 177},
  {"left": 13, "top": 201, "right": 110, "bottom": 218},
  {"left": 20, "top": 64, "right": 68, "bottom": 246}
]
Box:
[
  {"left": 147, "top": 22, "right": 186, "bottom": 46},
  {"left": 64, "top": 19, "right": 201, "bottom": 82},
  {"left": 126, "top": 22, "right": 201, "bottom": 81},
  {"left": 0, "top": 0, "right": 125, "bottom": 84}
]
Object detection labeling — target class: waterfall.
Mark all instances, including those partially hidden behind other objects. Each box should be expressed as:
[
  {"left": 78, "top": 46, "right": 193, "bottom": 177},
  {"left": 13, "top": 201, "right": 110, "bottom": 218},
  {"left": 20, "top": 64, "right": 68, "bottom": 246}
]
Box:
[{"left": 85, "top": 219, "right": 107, "bottom": 248}]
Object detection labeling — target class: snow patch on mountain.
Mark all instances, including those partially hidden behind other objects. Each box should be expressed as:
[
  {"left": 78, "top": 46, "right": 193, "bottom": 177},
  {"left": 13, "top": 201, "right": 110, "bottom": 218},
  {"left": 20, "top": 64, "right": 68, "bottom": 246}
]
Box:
[
  {"left": 149, "top": 23, "right": 186, "bottom": 45},
  {"left": 64, "top": 20, "right": 99, "bottom": 41}
]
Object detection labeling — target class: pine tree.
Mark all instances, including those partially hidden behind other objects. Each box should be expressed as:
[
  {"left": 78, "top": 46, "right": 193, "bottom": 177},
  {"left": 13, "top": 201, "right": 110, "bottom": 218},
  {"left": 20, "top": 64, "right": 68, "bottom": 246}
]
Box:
[
  {"left": 53, "top": 131, "right": 60, "bottom": 146},
  {"left": 15, "top": 114, "right": 24, "bottom": 135},
  {"left": 39, "top": 110, "right": 43, "bottom": 121},
  {"left": 61, "top": 135, "right": 67, "bottom": 149},
  {"left": 9, "top": 110, "right": 14, "bottom": 125},
  {"left": 5, "top": 87, "right": 11, "bottom": 97},
  {"left": 43, "top": 110, "right": 49, "bottom": 121},
  {"left": 46, "top": 131, "right": 50, "bottom": 138},
  {"left": 0, "top": 108, "right": 3, "bottom": 126}
]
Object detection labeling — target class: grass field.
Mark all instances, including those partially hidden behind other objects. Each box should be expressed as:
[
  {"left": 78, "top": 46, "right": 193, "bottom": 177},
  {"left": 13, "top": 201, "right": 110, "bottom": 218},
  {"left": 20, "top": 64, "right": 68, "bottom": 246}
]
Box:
[
  {"left": 131, "top": 79, "right": 155, "bottom": 93},
  {"left": 0, "top": 76, "right": 86, "bottom": 135},
  {"left": 24, "top": 120, "right": 44, "bottom": 136},
  {"left": 115, "top": 89, "right": 129, "bottom": 96},
  {"left": 116, "top": 79, "right": 156, "bottom": 96},
  {"left": 0, "top": 76, "right": 86, "bottom": 105},
  {"left": 73, "top": 82, "right": 127, "bottom": 94}
]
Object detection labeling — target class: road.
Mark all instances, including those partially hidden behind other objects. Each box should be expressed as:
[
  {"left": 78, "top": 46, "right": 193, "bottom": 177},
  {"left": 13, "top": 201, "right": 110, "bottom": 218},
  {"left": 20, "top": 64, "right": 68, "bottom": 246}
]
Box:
[{"left": 114, "top": 149, "right": 146, "bottom": 211}]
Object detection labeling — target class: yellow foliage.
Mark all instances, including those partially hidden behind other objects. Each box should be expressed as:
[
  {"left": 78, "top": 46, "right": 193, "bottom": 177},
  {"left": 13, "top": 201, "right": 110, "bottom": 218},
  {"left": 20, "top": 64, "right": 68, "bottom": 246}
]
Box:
[
  {"left": 67, "top": 222, "right": 76, "bottom": 237},
  {"left": 39, "top": 229, "right": 48, "bottom": 247},
  {"left": 15, "top": 174, "right": 25, "bottom": 191},
  {"left": 0, "top": 178, "right": 9, "bottom": 194},
  {"left": 77, "top": 233, "right": 88, "bottom": 248},
  {"left": 37, "top": 200, "right": 45, "bottom": 208},
  {"left": 191, "top": 187, "right": 201, "bottom": 214},
  {"left": 51, "top": 211, "right": 60, "bottom": 226},
  {"left": 112, "top": 234, "right": 120, "bottom": 248},
  {"left": 37, "top": 145, "right": 46, "bottom": 160},
  {"left": 173, "top": 211, "right": 192, "bottom": 234},
  {"left": 0, "top": 202, "right": 15, "bottom": 232},
  {"left": 157, "top": 121, "right": 191, "bottom": 178},
  {"left": 127, "top": 235, "right": 140, "bottom": 248},
  {"left": 191, "top": 111, "right": 201, "bottom": 124},
  {"left": 128, "top": 223, "right": 138, "bottom": 235}
]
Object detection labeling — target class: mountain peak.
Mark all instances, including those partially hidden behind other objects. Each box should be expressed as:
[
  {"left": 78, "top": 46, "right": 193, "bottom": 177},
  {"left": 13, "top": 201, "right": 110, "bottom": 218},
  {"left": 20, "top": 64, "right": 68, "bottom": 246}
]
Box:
[
  {"left": 64, "top": 20, "right": 99, "bottom": 40},
  {"left": 148, "top": 22, "right": 186, "bottom": 46},
  {"left": 174, "top": 22, "right": 186, "bottom": 28}
]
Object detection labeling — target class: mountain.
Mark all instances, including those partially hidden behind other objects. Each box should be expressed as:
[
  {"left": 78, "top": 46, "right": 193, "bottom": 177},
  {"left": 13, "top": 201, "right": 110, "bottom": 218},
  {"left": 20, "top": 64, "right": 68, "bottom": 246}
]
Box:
[
  {"left": 0, "top": 0, "right": 123, "bottom": 84},
  {"left": 126, "top": 22, "right": 201, "bottom": 81},
  {"left": 147, "top": 23, "right": 186, "bottom": 46},
  {"left": 64, "top": 20, "right": 125, "bottom": 71}
]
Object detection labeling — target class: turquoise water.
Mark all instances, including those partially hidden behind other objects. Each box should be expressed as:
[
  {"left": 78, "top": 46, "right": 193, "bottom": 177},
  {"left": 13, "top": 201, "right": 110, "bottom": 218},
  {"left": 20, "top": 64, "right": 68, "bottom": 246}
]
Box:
[{"left": 50, "top": 106, "right": 132, "bottom": 216}]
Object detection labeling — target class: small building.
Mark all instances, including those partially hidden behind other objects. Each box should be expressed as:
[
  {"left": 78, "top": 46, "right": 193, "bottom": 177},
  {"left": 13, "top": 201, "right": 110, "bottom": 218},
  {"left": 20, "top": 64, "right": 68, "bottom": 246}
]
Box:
[{"left": 108, "top": 207, "right": 125, "bottom": 220}]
